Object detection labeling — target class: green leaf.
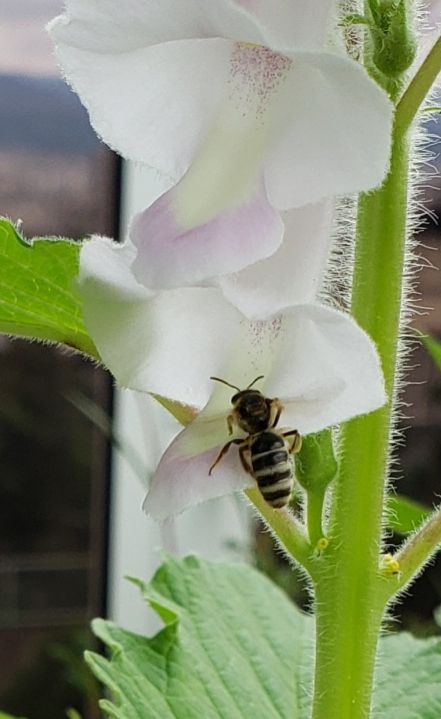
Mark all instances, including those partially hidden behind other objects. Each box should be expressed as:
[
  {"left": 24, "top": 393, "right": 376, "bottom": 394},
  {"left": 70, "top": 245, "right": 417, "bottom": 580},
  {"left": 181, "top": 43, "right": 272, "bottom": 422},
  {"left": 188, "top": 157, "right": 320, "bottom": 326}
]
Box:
[
  {"left": 86, "top": 555, "right": 314, "bottom": 719},
  {"left": 86, "top": 556, "right": 441, "bottom": 718},
  {"left": 422, "top": 333, "right": 441, "bottom": 371},
  {"left": 0, "top": 218, "right": 98, "bottom": 357},
  {"left": 374, "top": 632, "right": 441, "bottom": 717},
  {"left": 0, "top": 713, "right": 28, "bottom": 719},
  {"left": 387, "top": 494, "right": 431, "bottom": 534},
  {"left": 66, "top": 710, "right": 83, "bottom": 719}
]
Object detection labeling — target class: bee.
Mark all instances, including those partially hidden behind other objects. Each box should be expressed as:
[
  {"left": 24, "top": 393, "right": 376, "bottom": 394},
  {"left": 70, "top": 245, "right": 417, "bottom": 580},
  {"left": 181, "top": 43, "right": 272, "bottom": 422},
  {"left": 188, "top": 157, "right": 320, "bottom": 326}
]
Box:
[{"left": 208, "top": 376, "right": 302, "bottom": 509}]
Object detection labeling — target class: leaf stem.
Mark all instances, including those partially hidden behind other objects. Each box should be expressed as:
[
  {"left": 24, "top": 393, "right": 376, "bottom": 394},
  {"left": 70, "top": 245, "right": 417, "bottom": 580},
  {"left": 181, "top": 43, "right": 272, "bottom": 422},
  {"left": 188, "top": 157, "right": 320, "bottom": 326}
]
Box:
[
  {"left": 245, "top": 487, "right": 316, "bottom": 578},
  {"left": 387, "top": 505, "right": 441, "bottom": 597},
  {"left": 396, "top": 35, "right": 441, "bottom": 134}
]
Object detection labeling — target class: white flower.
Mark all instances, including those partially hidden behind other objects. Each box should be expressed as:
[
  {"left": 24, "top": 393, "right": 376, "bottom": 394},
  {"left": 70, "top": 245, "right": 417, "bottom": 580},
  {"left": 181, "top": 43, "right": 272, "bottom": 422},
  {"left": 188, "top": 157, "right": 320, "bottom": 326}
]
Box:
[
  {"left": 49, "top": 1, "right": 393, "bottom": 289},
  {"left": 79, "top": 233, "right": 386, "bottom": 519}
]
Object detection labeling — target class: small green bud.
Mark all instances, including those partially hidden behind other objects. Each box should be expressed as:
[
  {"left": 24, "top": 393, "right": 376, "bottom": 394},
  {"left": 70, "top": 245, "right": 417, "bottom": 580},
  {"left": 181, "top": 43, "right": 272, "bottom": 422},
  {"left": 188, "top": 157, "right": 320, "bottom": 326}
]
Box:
[
  {"left": 295, "top": 429, "right": 338, "bottom": 493},
  {"left": 367, "top": 0, "right": 417, "bottom": 78}
]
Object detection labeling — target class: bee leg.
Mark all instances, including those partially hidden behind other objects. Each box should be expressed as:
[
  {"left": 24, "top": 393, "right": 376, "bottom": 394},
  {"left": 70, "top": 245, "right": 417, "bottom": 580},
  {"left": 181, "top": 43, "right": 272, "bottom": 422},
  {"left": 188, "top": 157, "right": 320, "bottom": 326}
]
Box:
[
  {"left": 238, "top": 443, "right": 253, "bottom": 475},
  {"left": 269, "top": 398, "right": 284, "bottom": 428},
  {"left": 282, "top": 430, "right": 302, "bottom": 454},
  {"left": 209, "top": 439, "right": 243, "bottom": 475},
  {"left": 227, "top": 413, "right": 235, "bottom": 435}
]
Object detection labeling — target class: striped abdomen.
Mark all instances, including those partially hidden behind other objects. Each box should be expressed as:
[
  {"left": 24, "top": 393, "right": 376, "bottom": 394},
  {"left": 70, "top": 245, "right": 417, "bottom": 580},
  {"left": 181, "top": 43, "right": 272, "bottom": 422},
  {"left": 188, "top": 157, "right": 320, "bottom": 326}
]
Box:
[{"left": 250, "top": 430, "right": 293, "bottom": 509}]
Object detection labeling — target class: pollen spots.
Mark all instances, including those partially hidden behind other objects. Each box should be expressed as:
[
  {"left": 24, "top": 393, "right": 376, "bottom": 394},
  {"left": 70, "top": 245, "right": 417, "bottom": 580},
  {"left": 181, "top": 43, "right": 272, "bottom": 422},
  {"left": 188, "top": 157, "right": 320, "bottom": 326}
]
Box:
[
  {"left": 229, "top": 43, "right": 292, "bottom": 121},
  {"left": 316, "top": 537, "right": 329, "bottom": 552},
  {"left": 240, "top": 316, "right": 284, "bottom": 373},
  {"left": 381, "top": 553, "right": 400, "bottom": 577}
]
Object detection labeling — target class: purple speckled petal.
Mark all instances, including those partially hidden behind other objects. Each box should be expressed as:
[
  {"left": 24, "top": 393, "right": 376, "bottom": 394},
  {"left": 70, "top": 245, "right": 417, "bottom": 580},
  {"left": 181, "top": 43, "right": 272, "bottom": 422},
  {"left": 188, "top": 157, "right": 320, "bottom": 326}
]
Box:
[
  {"left": 128, "top": 42, "right": 298, "bottom": 287},
  {"left": 265, "top": 52, "right": 393, "bottom": 208},
  {"left": 143, "top": 425, "right": 253, "bottom": 520},
  {"left": 130, "top": 175, "right": 284, "bottom": 288}
]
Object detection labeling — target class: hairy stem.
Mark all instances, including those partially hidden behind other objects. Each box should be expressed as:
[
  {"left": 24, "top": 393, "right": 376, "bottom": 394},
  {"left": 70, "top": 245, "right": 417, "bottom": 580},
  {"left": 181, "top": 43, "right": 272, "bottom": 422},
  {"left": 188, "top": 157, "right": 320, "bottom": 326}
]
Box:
[
  {"left": 311, "top": 125, "right": 410, "bottom": 719},
  {"left": 306, "top": 489, "right": 326, "bottom": 547},
  {"left": 396, "top": 35, "right": 441, "bottom": 134},
  {"left": 311, "top": 27, "right": 441, "bottom": 719},
  {"left": 245, "top": 487, "right": 315, "bottom": 578},
  {"left": 387, "top": 505, "right": 441, "bottom": 597}
]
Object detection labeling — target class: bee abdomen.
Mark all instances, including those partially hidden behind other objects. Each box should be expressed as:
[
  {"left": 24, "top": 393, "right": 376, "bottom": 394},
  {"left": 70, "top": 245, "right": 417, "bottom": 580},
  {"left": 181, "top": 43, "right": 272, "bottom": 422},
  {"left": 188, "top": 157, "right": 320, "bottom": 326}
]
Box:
[{"left": 251, "top": 453, "right": 293, "bottom": 509}]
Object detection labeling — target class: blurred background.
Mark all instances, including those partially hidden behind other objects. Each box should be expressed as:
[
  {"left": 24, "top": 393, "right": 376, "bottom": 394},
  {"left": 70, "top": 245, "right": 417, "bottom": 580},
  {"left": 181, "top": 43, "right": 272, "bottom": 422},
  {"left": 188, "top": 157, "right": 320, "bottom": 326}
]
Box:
[
  {"left": 1, "top": 2, "right": 441, "bottom": 718},
  {"left": 0, "top": 2, "right": 116, "bottom": 717}
]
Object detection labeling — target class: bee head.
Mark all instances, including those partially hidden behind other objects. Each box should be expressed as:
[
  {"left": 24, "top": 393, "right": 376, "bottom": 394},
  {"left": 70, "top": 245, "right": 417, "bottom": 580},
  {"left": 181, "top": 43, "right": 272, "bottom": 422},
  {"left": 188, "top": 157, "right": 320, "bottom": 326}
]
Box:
[
  {"left": 210, "top": 375, "right": 268, "bottom": 434},
  {"left": 231, "top": 389, "right": 270, "bottom": 433},
  {"left": 231, "top": 388, "right": 265, "bottom": 410}
]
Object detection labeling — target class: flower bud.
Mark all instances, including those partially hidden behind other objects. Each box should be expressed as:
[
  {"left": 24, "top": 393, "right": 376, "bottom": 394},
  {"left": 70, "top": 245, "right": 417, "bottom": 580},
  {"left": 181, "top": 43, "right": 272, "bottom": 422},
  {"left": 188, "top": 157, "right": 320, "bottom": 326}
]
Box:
[
  {"left": 295, "top": 429, "right": 338, "bottom": 493},
  {"left": 368, "top": 0, "right": 417, "bottom": 78}
]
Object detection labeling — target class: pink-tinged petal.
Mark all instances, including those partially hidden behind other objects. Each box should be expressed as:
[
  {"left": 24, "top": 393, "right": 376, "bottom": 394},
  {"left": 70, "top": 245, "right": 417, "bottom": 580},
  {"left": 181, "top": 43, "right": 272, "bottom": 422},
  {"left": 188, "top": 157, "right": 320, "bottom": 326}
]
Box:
[
  {"left": 218, "top": 201, "right": 333, "bottom": 318},
  {"left": 142, "top": 300, "right": 386, "bottom": 520},
  {"left": 234, "top": 0, "right": 338, "bottom": 50},
  {"left": 265, "top": 52, "right": 394, "bottom": 208},
  {"left": 130, "top": 176, "right": 284, "bottom": 288},
  {"left": 143, "top": 426, "right": 253, "bottom": 520}
]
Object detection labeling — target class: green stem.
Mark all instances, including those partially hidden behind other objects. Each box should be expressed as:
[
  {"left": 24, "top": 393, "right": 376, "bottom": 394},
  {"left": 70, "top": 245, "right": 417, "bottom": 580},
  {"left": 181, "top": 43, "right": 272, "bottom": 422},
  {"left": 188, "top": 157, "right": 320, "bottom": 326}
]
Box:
[
  {"left": 306, "top": 489, "right": 326, "bottom": 547},
  {"left": 311, "top": 29, "right": 441, "bottom": 719},
  {"left": 310, "top": 57, "right": 421, "bottom": 718},
  {"left": 312, "top": 126, "right": 409, "bottom": 719},
  {"left": 396, "top": 35, "right": 441, "bottom": 134},
  {"left": 387, "top": 505, "right": 441, "bottom": 597},
  {"left": 245, "top": 487, "right": 315, "bottom": 578}
]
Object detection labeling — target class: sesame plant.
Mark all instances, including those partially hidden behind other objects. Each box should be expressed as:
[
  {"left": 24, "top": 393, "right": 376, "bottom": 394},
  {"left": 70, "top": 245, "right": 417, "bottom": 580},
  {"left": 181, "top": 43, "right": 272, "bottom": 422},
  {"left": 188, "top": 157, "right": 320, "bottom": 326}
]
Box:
[{"left": 2, "top": 1, "right": 441, "bottom": 717}]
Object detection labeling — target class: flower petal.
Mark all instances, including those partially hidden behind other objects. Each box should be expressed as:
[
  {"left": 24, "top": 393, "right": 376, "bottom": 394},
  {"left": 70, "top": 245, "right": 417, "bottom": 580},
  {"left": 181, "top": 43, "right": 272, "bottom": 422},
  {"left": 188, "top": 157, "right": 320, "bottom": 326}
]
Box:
[
  {"left": 143, "top": 426, "right": 253, "bottom": 520},
  {"left": 79, "top": 236, "right": 158, "bottom": 389},
  {"left": 262, "top": 304, "right": 387, "bottom": 434},
  {"left": 51, "top": 0, "right": 267, "bottom": 51},
  {"left": 130, "top": 176, "right": 284, "bottom": 288},
  {"left": 49, "top": 1, "right": 281, "bottom": 180},
  {"left": 79, "top": 246, "right": 245, "bottom": 406},
  {"left": 234, "top": 0, "right": 338, "bottom": 50},
  {"left": 177, "top": 304, "right": 386, "bottom": 448},
  {"left": 80, "top": 243, "right": 385, "bottom": 427},
  {"left": 143, "top": 299, "right": 386, "bottom": 520},
  {"left": 218, "top": 201, "right": 333, "bottom": 318},
  {"left": 48, "top": 36, "right": 232, "bottom": 180},
  {"left": 264, "top": 52, "right": 393, "bottom": 208},
  {"left": 80, "top": 235, "right": 151, "bottom": 300}
]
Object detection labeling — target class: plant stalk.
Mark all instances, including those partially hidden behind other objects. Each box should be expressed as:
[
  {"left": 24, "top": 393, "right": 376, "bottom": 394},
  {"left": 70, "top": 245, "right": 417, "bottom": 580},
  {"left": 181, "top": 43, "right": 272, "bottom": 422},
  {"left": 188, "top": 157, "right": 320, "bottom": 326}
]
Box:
[
  {"left": 310, "top": 26, "right": 441, "bottom": 719},
  {"left": 389, "top": 504, "right": 441, "bottom": 596},
  {"left": 307, "top": 19, "right": 440, "bottom": 698},
  {"left": 396, "top": 35, "right": 441, "bottom": 134},
  {"left": 311, "top": 122, "right": 410, "bottom": 719},
  {"left": 306, "top": 489, "right": 326, "bottom": 547},
  {"left": 245, "top": 487, "right": 315, "bottom": 577}
]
